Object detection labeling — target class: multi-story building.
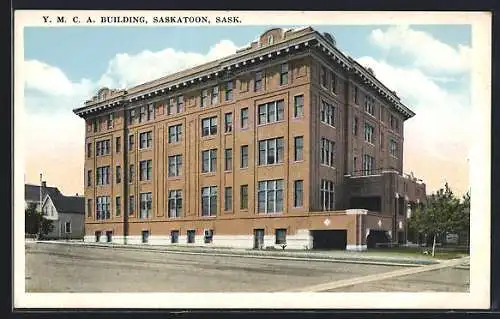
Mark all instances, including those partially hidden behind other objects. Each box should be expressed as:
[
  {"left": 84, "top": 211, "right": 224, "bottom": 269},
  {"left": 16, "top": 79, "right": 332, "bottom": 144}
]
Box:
[{"left": 73, "top": 27, "right": 426, "bottom": 250}]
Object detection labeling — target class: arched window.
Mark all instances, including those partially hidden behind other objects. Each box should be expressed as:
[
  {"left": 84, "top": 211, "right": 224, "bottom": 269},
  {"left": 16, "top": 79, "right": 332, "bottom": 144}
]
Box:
[{"left": 267, "top": 35, "right": 274, "bottom": 45}]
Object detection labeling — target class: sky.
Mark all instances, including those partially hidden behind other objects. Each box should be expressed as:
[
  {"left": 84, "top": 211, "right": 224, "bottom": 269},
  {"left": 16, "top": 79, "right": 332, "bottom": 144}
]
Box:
[{"left": 22, "top": 24, "right": 472, "bottom": 197}]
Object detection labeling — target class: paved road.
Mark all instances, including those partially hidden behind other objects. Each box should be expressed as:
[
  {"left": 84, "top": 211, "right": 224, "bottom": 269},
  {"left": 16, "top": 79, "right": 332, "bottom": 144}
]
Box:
[{"left": 24, "top": 243, "right": 469, "bottom": 293}]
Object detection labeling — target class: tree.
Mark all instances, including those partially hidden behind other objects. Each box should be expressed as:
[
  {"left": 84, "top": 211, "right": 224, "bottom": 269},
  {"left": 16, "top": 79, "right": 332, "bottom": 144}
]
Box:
[{"left": 25, "top": 202, "right": 54, "bottom": 238}]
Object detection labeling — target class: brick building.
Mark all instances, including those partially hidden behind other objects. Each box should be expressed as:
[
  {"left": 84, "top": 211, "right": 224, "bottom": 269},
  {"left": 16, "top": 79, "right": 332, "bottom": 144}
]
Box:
[{"left": 73, "top": 27, "right": 426, "bottom": 250}]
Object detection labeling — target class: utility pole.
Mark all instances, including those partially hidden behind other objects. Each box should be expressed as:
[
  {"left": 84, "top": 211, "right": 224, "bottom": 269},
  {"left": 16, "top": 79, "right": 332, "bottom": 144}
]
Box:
[{"left": 38, "top": 173, "right": 42, "bottom": 240}]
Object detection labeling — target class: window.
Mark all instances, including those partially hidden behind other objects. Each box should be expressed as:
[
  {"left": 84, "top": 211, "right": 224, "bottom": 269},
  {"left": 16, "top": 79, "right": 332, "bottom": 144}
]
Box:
[
  {"left": 258, "top": 137, "right": 284, "bottom": 165},
  {"left": 204, "top": 229, "right": 214, "bottom": 244},
  {"left": 275, "top": 229, "right": 287, "bottom": 245},
  {"left": 87, "top": 143, "right": 92, "bottom": 158},
  {"left": 224, "top": 148, "right": 232, "bottom": 171},
  {"left": 267, "top": 34, "right": 274, "bottom": 45},
  {"left": 211, "top": 86, "right": 219, "bottom": 105},
  {"left": 142, "top": 230, "right": 150, "bottom": 243},
  {"left": 240, "top": 145, "right": 249, "bottom": 168},
  {"left": 224, "top": 187, "right": 232, "bottom": 211},
  {"left": 201, "top": 89, "right": 209, "bottom": 107},
  {"left": 224, "top": 112, "right": 233, "bottom": 133},
  {"left": 320, "top": 138, "right": 335, "bottom": 167},
  {"left": 87, "top": 170, "right": 92, "bottom": 187},
  {"left": 201, "top": 149, "right": 217, "bottom": 173},
  {"left": 167, "top": 97, "right": 175, "bottom": 115},
  {"left": 116, "top": 166, "right": 121, "bottom": 184},
  {"left": 115, "top": 137, "right": 121, "bottom": 153},
  {"left": 201, "top": 186, "right": 217, "bottom": 216},
  {"left": 240, "top": 185, "right": 248, "bottom": 209},
  {"left": 389, "top": 139, "right": 398, "bottom": 158},
  {"left": 255, "top": 71, "right": 262, "bottom": 91},
  {"left": 240, "top": 107, "right": 249, "bottom": 129},
  {"left": 363, "top": 154, "right": 375, "bottom": 175},
  {"left": 294, "top": 136, "right": 304, "bottom": 161},
  {"left": 128, "top": 195, "right": 135, "bottom": 216},
  {"left": 139, "top": 106, "right": 147, "bottom": 123},
  {"left": 140, "top": 192, "right": 152, "bottom": 219},
  {"left": 364, "top": 123, "right": 375, "bottom": 144},
  {"left": 168, "top": 124, "right": 182, "bottom": 143},
  {"left": 96, "top": 196, "right": 111, "bottom": 220},
  {"left": 353, "top": 156, "right": 358, "bottom": 172},
  {"left": 331, "top": 71, "right": 337, "bottom": 94},
  {"left": 390, "top": 115, "right": 400, "bottom": 131},
  {"left": 365, "top": 96, "right": 375, "bottom": 116},
  {"left": 96, "top": 166, "right": 110, "bottom": 185},
  {"left": 171, "top": 230, "right": 179, "bottom": 243},
  {"left": 127, "top": 109, "right": 135, "bottom": 125},
  {"left": 258, "top": 100, "right": 284, "bottom": 124},
  {"left": 320, "top": 179, "right": 335, "bottom": 211},
  {"left": 65, "top": 222, "right": 71, "bottom": 234},
  {"left": 87, "top": 199, "right": 92, "bottom": 217},
  {"left": 139, "top": 131, "right": 153, "bottom": 149},
  {"left": 147, "top": 103, "right": 154, "bottom": 121},
  {"left": 353, "top": 86, "right": 359, "bottom": 104},
  {"left": 320, "top": 66, "right": 327, "bottom": 87},
  {"left": 187, "top": 230, "right": 196, "bottom": 244},
  {"left": 168, "top": 155, "right": 182, "bottom": 177},
  {"left": 294, "top": 180, "right": 304, "bottom": 207},
  {"left": 93, "top": 119, "right": 98, "bottom": 132},
  {"left": 128, "top": 164, "right": 135, "bottom": 182},
  {"left": 128, "top": 135, "right": 134, "bottom": 151},
  {"left": 139, "top": 160, "right": 152, "bottom": 181},
  {"left": 201, "top": 116, "right": 217, "bottom": 137},
  {"left": 294, "top": 95, "right": 304, "bottom": 118},
  {"left": 168, "top": 190, "right": 182, "bottom": 218},
  {"left": 115, "top": 196, "right": 121, "bottom": 217},
  {"left": 320, "top": 101, "right": 335, "bottom": 126},
  {"left": 280, "top": 63, "right": 289, "bottom": 85},
  {"left": 257, "top": 179, "right": 284, "bottom": 214},
  {"left": 225, "top": 81, "right": 233, "bottom": 101},
  {"left": 96, "top": 139, "right": 111, "bottom": 156},
  {"left": 353, "top": 117, "right": 359, "bottom": 136},
  {"left": 176, "top": 95, "right": 184, "bottom": 113}
]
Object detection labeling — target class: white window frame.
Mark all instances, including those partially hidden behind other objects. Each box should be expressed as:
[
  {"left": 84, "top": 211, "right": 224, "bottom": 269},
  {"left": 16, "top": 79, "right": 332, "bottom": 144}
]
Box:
[
  {"left": 320, "top": 179, "right": 335, "bottom": 211},
  {"left": 201, "top": 149, "right": 217, "bottom": 173},
  {"left": 168, "top": 190, "right": 182, "bottom": 218},
  {"left": 168, "top": 155, "right": 182, "bottom": 177},
  {"left": 258, "top": 137, "right": 284, "bottom": 165},
  {"left": 257, "top": 179, "right": 284, "bottom": 214},
  {"left": 201, "top": 186, "right": 217, "bottom": 217},
  {"left": 258, "top": 100, "right": 284, "bottom": 125}
]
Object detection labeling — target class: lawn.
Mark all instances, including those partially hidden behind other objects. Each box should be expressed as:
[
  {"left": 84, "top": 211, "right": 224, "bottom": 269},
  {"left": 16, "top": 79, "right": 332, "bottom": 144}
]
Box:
[{"left": 360, "top": 246, "right": 469, "bottom": 260}]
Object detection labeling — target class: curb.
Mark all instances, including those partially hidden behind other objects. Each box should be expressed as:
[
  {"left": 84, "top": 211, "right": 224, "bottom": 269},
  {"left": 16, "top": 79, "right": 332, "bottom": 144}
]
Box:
[{"left": 30, "top": 240, "right": 439, "bottom": 267}]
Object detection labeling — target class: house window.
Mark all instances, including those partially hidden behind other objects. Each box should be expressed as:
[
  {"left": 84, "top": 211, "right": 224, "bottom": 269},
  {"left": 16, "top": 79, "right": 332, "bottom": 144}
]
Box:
[
  {"left": 320, "top": 66, "right": 327, "bottom": 87},
  {"left": 320, "top": 101, "right": 335, "bottom": 126},
  {"left": 224, "top": 112, "right": 233, "bottom": 133},
  {"left": 116, "top": 165, "right": 121, "bottom": 184},
  {"left": 147, "top": 103, "right": 154, "bottom": 121},
  {"left": 96, "top": 166, "right": 110, "bottom": 185},
  {"left": 96, "top": 196, "right": 111, "bottom": 220},
  {"left": 128, "top": 164, "right": 135, "bottom": 182},
  {"left": 280, "top": 63, "right": 289, "bottom": 85},
  {"left": 128, "top": 195, "right": 135, "bottom": 216},
  {"left": 201, "top": 149, "right": 217, "bottom": 173},
  {"left": 201, "top": 186, "right": 217, "bottom": 216},
  {"left": 267, "top": 34, "right": 274, "bottom": 45},
  {"left": 320, "top": 138, "right": 335, "bottom": 167},
  {"left": 225, "top": 81, "right": 233, "bottom": 101},
  {"left": 168, "top": 190, "right": 182, "bottom": 218},
  {"left": 257, "top": 179, "right": 284, "bottom": 214},
  {"left": 240, "top": 145, "right": 249, "bottom": 168},
  {"left": 275, "top": 229, "right": 287, "bottom": 245},
  {"left": 201, "top": 116, "right": 217, "bottom": 137},
  {"left": 87, "top": 170, "right": 92, "bottom": 187},
  {"left": 93, "top": 119, "right": 98, "bottom": 132},
  {"left": 363, "top": 154, "right": 375, "bottom": 175},
  {"left": 240, "top": 107, "right": 249, "bottom": 129},
  {"left": 224, "top": 148, "right": 232, "bottom": 171},
  {"left": 365, "top": 96, "right": 375, "bottom": 116},
  {"left": 364, "top": 123, "right": 375, "bottom": 144},
  {"left": 140, "top": 192, "right": 152, "bottom": 219},
  {"left": 353, "top": 117, "right": 358, "bottom": 136},
  {"left": 224, "top": 187, "right": 232, "bottom": 211},
  {"left": 255, "top": 71, "right": 262, "bottom": 91},
  {"left": 353, "top": 86, "right": 359, "bottom": 104},
  {"left": 115, "top": 196, "right": 121, "bottom": 217},
  {"left": 390, "top": 115, "right": 400, "bottom": 131},
  {"left": 389, "top": 139, "right": 398, "bottom": 158},
  {"left": 240, "top": 185, "right": 248, "bottom": 209},
  {"left": 294, "top": 136, "right": 303, "bottom": 161},
  {"left": 258, "top": 137, "right": 284, "bottom": 165},
  {"left": 201, "top": 89, "right": 209, "bottom": 107},
  {"left": 331, "top": 71, "right": 337, "bottom": 94},
  {"left": 87, "top": 143, "right": 92, "bottom": 158},
  {"left": 211, "top": 86, "right": 219, "bottom": 105},
  {"left": 168, "top": 155, "right": 182, "bottom": 177},
  {"left": 167, "top": 97, "right": 175, "bottom": 115},
  {"left": 171, "top": 230, "right": 179, "bottom": 243},
  {"left": 139, "top": 131, "right": 153, "bottom": 149},
  {"left": 294, "top": 95, "right": 304, "bottom": 118},
  {"left": 128, "top": 135, "right": 134, "bottom": 151},
  {"left": 320, "top": 179, "right": 335, "bottom": 211},
  {"left": 204, "top": 229, "right": 214, "bottom": 244},
  {"left": 96, "top": 140, "right": 111, "bottom": 156},
  {"left": 139, "top": 106, "right": 147, "bottom": 123},
  {"left": 87, "top": 199, "right": 92, "bottom": 217},
  {"left": 168, "top": 124, "right": 182, "bottom": 143},
  {"left": 187, "top": 230, "right": 196, "bottom": 244},
  {"left": 139, "top": 160, "right": 152, "bottom": 181},
  {"left": 176, "top": 95, "right": 184, "bottom": 113},
  {"left": 258, "top": 100, "right": 284, "bottom": 125},
  {"left": 127, "top": 109, "right": 135, "bottom": 125},
  {"left": 294, "top": 180, "right": 304, "bottom": 207},
  {"left": 65, "top": 222, "right": 71, "bottom": 234},
  {"left": 115, "top": 137, "right": 121, "bottom": 153}
]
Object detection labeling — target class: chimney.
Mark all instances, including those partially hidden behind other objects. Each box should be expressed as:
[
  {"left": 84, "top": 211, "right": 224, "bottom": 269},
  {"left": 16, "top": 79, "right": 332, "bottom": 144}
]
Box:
[{"left": 42, "top": 181, "right": 46, "bottom": 188}]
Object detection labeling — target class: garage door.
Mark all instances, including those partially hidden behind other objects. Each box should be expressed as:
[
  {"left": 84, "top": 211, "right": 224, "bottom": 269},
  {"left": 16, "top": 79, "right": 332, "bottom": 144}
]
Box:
[{"left": 311, "top": 230, "right": 347, "bottom": 250}]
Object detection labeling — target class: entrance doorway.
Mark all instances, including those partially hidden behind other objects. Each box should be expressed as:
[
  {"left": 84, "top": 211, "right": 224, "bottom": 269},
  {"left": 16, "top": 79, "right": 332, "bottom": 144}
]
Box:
[
  {"left": 141, "top": 230, "right": 150, "bottom": 243},
  {"left": 95, "top": 231, "right": 101, "bottom": 242},
  {"left": 106, "top": 231, "right": 113, "bottom": 243},
  {"left": 253, "top": 229, "right": 264, "bottom": 249}
]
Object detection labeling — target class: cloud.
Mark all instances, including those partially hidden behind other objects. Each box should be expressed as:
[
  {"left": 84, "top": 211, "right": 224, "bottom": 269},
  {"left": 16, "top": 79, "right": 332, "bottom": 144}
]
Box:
[{"left": 370, "top": 25, "right": 472, "bottom": 74}]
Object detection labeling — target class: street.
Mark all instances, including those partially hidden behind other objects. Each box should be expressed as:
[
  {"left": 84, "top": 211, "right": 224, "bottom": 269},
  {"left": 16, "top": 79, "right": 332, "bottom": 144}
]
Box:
[{"left": 24, "top": 242, "right": 469, "bottom": 293}]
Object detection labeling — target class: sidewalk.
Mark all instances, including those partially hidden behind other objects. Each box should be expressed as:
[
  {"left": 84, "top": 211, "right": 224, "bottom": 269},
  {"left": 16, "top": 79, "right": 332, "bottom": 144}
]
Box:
[{"left": 30, "top": 239, "right": 450, "bottom": 267}]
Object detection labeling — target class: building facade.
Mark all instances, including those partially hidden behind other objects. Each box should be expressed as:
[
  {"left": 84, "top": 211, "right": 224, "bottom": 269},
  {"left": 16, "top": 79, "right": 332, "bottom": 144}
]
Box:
[{"left": 73, "top": 27, "right": 426, "bottom": 250}]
